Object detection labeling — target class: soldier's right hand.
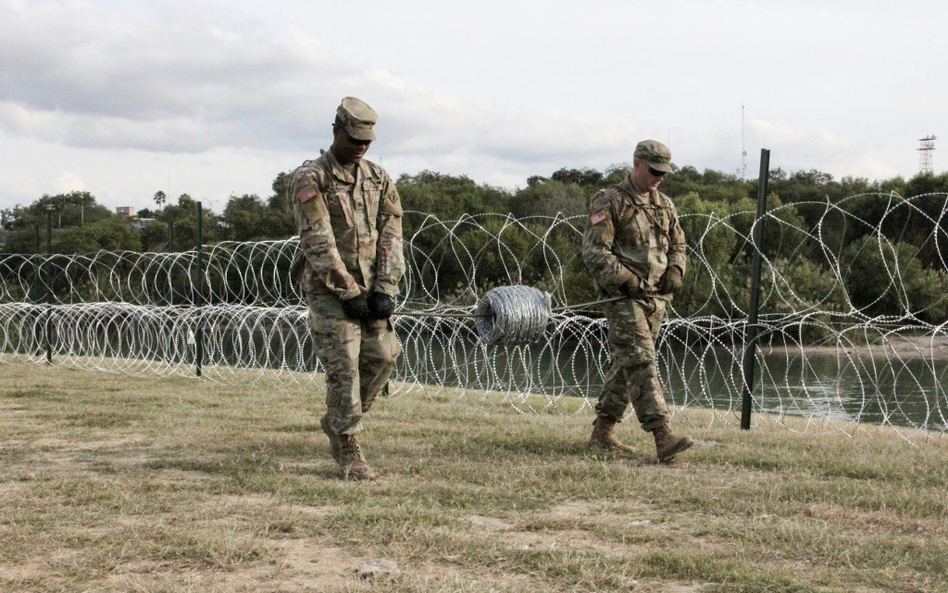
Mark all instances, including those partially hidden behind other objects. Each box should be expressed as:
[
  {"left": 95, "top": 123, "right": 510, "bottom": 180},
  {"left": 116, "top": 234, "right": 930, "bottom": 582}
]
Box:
[
  {"left": 621, "top": 277, "right": 643, "bottom": 298},
  {"left": 341, "top": 293, "right": 370, "bottom": 320}
]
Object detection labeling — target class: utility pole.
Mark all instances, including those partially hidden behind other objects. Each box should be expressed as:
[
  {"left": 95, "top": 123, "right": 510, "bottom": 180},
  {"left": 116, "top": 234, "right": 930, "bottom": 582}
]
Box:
[{"left": 738, "top": 104, "right": 748, "bottom": 179}]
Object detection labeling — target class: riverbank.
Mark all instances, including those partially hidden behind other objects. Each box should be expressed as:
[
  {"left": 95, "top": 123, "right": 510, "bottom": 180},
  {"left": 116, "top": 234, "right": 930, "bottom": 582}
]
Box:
[
  {"left": 763, "top": 332, "right": 948, "bottom": 361},
  {"left": 2, "top": 363, "right": 946, "bottom": 592}
]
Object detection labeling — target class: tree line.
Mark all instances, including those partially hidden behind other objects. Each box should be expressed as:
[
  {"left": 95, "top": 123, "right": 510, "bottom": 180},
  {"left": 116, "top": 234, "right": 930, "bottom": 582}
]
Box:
[{"left": 3, "top": 164, "right": 948, "bottom": 324}]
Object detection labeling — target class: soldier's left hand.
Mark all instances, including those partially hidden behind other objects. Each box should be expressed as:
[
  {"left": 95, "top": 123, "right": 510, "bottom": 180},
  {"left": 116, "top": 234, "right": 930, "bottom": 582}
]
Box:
[
  {"left": 367, "top": 292, "right": 395, "bottom": 319},
  {"left": 341, "top": 293, "right": 370, "bottom": 320},
  {"left": 657, "top": 266, "right": 683, "bottom": 294}
]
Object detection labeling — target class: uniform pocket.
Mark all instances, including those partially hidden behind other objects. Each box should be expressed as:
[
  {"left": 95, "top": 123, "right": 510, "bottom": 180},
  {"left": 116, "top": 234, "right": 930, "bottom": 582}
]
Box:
[
  {"left": 362, "top": 180, "right": 382, "bottom": 220},
  {"left": 326, "top": 187, "right": 354, "bottom": 228}
]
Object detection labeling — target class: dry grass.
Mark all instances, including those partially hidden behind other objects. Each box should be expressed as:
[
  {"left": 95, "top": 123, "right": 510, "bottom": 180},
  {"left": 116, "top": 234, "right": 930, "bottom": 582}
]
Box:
[{"left": 1, "top": 362, "right": 946, "bottom": 592}]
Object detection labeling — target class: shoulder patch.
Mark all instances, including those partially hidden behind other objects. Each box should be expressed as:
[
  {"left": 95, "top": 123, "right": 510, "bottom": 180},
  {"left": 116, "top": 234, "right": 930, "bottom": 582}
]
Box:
[
  {"left": 589, "top": 210, "right": 608, "bottom": 226},
  {"left": 296, "top": 186, "right": 317, "bottom": 203},
  {"left": 380, "top": 188, "right": 403, "bottom": 216}
]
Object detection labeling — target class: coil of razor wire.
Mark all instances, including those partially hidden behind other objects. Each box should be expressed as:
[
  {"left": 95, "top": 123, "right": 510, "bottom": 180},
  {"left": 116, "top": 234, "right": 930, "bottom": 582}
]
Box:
[
  {"left": 475, "top": 285, "right": 552, "bottom": 346},
  {"left": 2, "top": 193, "right": 948, "bottom": 438}
]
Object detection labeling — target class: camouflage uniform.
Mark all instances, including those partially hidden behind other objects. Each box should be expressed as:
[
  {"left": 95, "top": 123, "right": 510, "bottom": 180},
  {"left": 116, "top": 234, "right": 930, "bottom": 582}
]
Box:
[
  {"left": 287, "top": 146, "right": 405, "bottom": 437},
  {"left": 582, "top": 175, "right": 687, "bottom": 432}
]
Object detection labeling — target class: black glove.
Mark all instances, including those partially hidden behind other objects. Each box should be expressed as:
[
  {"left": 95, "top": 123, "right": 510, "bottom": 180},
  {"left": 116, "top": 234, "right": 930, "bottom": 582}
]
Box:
[
  {"left": 657, "top": 266, "right": 683, "bottom": 294},
  {"left": 341, "top": 293, "right": 370, "bottom": 320},
  {"left": 367, "top": 292, "right": 395, "bottom": 319},
  {"left": 621, "top": 276, "right": 644, "bottom": 298}
]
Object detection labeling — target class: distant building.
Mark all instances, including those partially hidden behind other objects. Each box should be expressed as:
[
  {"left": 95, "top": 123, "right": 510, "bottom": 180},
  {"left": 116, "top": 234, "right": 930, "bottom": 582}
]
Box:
[
  {"left": 128, "top": 217, "right": 156, "bottom": 232},
  {"left": 115, "top": 206, "right": 135, "bottom": 217}
]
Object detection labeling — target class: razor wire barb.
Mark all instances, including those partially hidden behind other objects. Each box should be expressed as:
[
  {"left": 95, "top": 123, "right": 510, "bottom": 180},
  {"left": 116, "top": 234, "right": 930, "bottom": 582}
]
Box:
[{"left": 2, "top": 191, "right": 947, "bottom": 439}]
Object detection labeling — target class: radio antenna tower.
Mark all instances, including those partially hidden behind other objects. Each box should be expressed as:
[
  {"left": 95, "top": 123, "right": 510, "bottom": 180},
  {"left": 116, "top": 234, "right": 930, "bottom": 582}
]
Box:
[
  {"left": 738, "top": 104, "right": 747, "bottom": 179},
  {"left": 918, "top": 135, "right": 936, "bottom": 174}
]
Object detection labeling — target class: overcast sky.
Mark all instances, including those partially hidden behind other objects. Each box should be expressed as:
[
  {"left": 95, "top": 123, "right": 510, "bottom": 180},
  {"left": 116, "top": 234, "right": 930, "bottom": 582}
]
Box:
[{"left": 1, "top": 0, "right": 945, "bottom": 214}]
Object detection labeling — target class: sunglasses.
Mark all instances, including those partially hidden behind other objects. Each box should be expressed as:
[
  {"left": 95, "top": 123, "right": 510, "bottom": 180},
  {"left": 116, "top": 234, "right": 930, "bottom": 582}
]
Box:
[
  {"left": 347, "top": 136, "right": 372, "bottom": 147},
  {"left": 648, "top": 166, "right": 667, "bottom": 178}
]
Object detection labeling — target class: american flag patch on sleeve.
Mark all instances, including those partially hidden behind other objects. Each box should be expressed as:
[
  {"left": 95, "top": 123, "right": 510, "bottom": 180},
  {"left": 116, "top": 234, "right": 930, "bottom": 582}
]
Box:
[
  {"left": 590, "top": 210, "right": 608, "bottom": 225},
  {"left": 296, "top": 186, "right": 317, "bottom": 203}
]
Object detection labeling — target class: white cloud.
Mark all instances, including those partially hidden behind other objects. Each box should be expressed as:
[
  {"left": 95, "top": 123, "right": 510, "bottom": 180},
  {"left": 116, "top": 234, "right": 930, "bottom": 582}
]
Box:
[
  {"left": 0, "top": 101, "right": 60, "bottom": 138},
  {"left": 52, "top": 171, "right": 88, "bottom": 194},
  {"left": 1, "top": 0, "right": 947, "bottom": 212}
]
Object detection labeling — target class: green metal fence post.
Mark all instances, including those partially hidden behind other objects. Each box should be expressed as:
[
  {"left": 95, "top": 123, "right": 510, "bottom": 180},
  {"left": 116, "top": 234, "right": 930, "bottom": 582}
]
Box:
[
  {"left": 741, "top": 149, "right": 771, "bottom": 430},
  {"left": 195, "top": 202, "right": 204, "bottom": 377},
  {"left": 45, "top": 205, "right": 53, "bottom": 364}
]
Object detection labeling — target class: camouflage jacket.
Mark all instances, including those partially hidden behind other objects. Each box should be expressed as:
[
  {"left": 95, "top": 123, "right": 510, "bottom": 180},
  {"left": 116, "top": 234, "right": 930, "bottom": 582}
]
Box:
[
  {"left": 581, "top": 176, "right": 687, "bottom": 295},
  {"left": 287, "top": 149, "right": 405, "bottom": 300}
]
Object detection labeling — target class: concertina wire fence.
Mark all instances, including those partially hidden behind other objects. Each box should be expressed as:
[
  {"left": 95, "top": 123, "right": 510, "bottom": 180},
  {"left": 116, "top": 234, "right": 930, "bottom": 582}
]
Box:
[{"left": 2, "top": 192, "right": 947, "bottom": 440}]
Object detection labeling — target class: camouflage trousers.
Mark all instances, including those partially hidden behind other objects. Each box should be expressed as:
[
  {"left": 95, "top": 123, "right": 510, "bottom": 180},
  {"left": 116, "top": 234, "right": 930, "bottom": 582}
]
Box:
[
  {"left": 306, "top": 292, "right": 401, "bottom": 436},
  {"left": 594, "top": 296, "right": 670, "bottom": 432}
]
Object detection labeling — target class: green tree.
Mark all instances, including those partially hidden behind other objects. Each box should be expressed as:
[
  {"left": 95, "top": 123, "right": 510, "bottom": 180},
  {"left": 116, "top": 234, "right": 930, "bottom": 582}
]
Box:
[
  {"left": 842, "top": 235, "right": 948, "bottom": 322},
  {"left": 56, "top": 217, "right": 140, "bottom": 254},
  {"left": 1, "top": 206, "right": 23, "bottom": 231},
  {"left": 397, "top": 171, "right": 511, "bottom": 222},
  {"left": 509, "top": 179, "right": 587, "bottom": 218},
  {"left": 154, "top": 193, "right": 221, "bottom": 248},
  {"left": 549, "top": 167, "right": 604, "bottom": 187},
  {"left": 269, "top": 171, "right": 293, "bottom": 212},
  {"left": 222, "top": 193, "right": 295, "bottom": 242},
  {"left": 140, "top": 221, "right": 169, "bottom": 251},
  {"left": 25, "top": 191, "right": 110, "bottom": 229},
  {"left": 603, "top": 163, "right": 631, "bottom": 185},
  {"left": 1, "top": 193, "right": 113, "bottom": 252}
]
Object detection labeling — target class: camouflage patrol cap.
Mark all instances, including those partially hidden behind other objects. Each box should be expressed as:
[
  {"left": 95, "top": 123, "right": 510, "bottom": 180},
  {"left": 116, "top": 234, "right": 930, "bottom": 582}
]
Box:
[
  {"left": 633, "top": 139, "right": 673, "bottom": 173},
  {"left": 336, "top": 96, "right": 377, "bottom": 141}
]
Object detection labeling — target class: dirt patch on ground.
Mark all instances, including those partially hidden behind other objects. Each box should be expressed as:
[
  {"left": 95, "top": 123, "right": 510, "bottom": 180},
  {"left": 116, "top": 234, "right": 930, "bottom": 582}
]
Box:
[
  {"left": 96, "top": 540, "right": 370, "bottom": 592},
  {"left": 463, "top": 500, "right": 662, "bottom": 557}
]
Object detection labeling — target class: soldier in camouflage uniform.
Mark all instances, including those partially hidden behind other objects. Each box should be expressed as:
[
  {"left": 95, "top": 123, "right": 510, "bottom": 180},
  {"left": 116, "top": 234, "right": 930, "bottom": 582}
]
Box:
[
  {"left": 287, "top": 97, "right": 405, "bottom": 480},
  {"left": 581, "top": 139, "right": 694, "bottom": 462}
]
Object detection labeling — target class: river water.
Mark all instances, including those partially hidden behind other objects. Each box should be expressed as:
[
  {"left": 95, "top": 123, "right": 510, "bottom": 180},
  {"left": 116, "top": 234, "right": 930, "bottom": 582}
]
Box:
[
  {"left": 26, "top": 309, "right": 947, "bottom": 432},
  {"left": 397, "top": 335, "right": 948, "bottom": 432}
]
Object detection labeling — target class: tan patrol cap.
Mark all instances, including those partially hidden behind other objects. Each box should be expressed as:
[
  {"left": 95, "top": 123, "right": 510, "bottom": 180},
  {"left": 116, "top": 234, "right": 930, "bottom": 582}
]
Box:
[
  {"left": 634, "top": 139, "right": 673, "bottom": 173},
  {"left": 336, "top": 96, "right": 377, "bottom": 141}
]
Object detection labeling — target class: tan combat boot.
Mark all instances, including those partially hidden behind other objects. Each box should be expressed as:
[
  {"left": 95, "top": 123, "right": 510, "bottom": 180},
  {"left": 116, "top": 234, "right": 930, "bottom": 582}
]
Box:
[
  {"left": 337, "top": 434, "right": 375, "bottom": 481},
  {"left": 652, "top": 424, "right": 694, "bottom": 462},
  {"left": 588, "top": 415, "right": 636, "bottom": 453},
  {"left": 320, "top": 414, "right": 340, "bottom": 463}
]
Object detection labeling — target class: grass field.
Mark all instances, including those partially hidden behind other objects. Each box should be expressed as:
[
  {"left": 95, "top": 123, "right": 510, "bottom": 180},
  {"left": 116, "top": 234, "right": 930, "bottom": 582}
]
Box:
[{"left": 1, "top": 363, "right": 946, "bottom": 592}]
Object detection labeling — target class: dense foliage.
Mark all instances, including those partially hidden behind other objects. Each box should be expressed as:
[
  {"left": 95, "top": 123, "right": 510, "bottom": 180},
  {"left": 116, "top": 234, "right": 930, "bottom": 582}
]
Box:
[{"left": 3, "top": 164, "right": 948, "bottom": 323}]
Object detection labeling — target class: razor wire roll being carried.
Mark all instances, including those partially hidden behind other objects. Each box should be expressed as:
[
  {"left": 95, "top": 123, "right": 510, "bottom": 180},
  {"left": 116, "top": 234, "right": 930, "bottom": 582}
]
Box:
[{"left": 475, "top": 285, "right": 552, "bottom": 346}]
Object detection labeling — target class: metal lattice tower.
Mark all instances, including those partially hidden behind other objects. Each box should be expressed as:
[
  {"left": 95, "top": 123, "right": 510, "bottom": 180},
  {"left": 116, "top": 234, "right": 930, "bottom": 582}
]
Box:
[{"left": 918, "top": 135, "right": 936, "bottom": 174}]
